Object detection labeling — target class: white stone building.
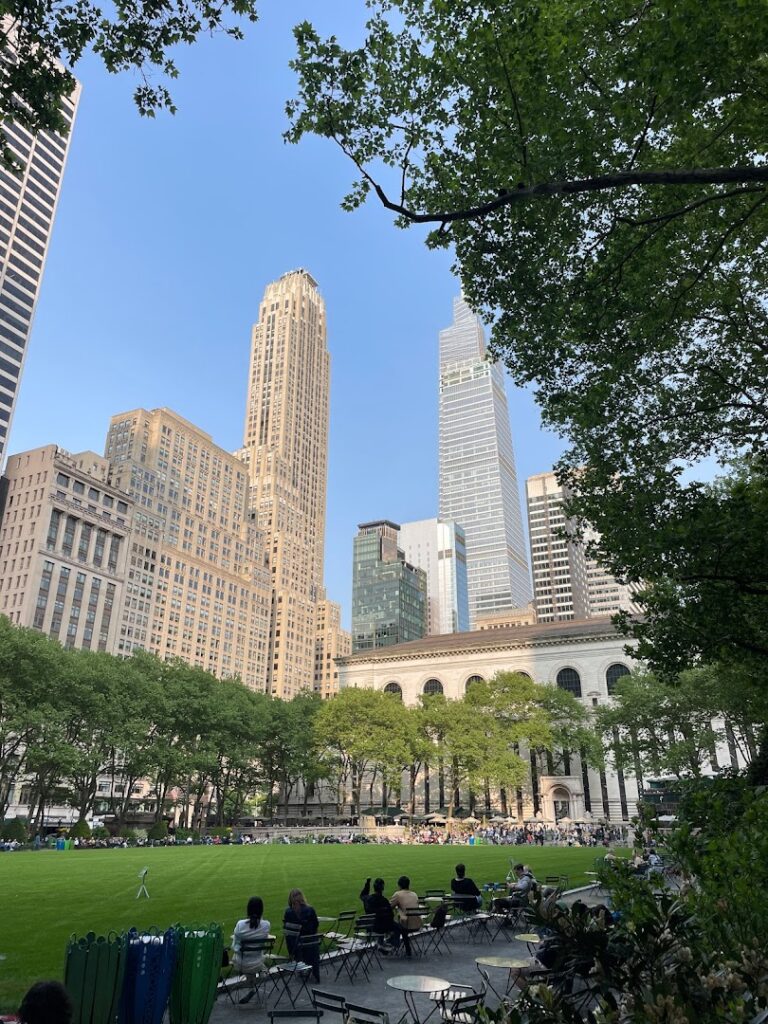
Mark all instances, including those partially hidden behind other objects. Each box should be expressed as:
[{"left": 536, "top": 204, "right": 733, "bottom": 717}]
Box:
[{"left": 337, "top": 617, "right": 640, "bottom": 822}]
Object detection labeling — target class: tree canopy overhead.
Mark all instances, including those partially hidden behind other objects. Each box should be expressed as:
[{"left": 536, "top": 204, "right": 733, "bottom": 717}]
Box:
[
  {"left": 0, "top": 0, "right": 257, "bottom": 155},
  {"left": 288, "top": 0, "right": 768, "bottom": 675},
  {"left": 287, "top": 0, "right": 768, "bottom": 473}
]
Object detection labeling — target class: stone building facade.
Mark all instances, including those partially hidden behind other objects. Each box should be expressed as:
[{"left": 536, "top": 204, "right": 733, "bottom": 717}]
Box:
[
  {"left": 0, "top": 445, "right": 132, "bottom": 651},
  {"left": 337, "top": 617, "right": 641, "bottom": 822}
]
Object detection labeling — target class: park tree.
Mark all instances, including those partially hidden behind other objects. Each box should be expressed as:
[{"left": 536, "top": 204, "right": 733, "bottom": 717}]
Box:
[
  {"left": 597, "top": 667, "right": 763, "bottom": 786},
  {"left": 0, "top": 0, "right": 258, "bottom": 165},
  {"left": 287, "top": 0, "right": 768, "bottom": 692},
  {"left": 314, "top": 687, "right": 406, "bottom": 817},
  {"left": 0, "top": 618, "right": 63, "bottom": 817}
]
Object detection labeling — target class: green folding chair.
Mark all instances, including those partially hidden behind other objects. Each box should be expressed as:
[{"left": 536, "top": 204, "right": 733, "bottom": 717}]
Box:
[
  {"left": 65, "top": 930, "right": 127, "bottom": 1024},
  {"left": 169, "top": 924, "right": 223, "bottom": 1024}
]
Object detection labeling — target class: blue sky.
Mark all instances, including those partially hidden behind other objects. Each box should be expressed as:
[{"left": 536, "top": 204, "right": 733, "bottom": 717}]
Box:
[{"left": 9, "top": 1, "right": 565, "bottom": 628}]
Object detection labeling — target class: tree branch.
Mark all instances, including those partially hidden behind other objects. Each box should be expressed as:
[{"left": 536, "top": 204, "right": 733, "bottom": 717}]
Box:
[
  {"left": 360, "top": 164, "right": 768, "bottom": 225},
  {"left": 616, "top": 186, "right": 766, "bottom": 226}
]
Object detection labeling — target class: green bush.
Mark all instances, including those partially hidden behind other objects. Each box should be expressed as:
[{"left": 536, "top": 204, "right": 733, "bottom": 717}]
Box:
[
  {"left": 1, "top": 817, "right": 28, "bottom": 842},
  {"left": 147, "top": 820, "right": 169, "bottom": 841},
  {"left": 69, "top": 819, "right": 91, "bottom": 839},
  {"left": 174, "top": 827, "right": 199, "bottom": 842},
  {"left": 92, "top": 826, "right": 110, "bottom": 839}
]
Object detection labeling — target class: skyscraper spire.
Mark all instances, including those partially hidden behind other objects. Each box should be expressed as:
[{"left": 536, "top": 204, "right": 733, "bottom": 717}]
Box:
[{"left": 438, "top": 293, "right": 532, "bottom": 625}]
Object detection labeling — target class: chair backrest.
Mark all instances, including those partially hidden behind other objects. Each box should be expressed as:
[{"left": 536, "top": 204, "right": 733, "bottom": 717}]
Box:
[
  {"left": 345, "top": 1002, "right": 390, "bottom": 1024},
  {"left": 312, "top": 988, "right": 346, "bottom": 1016},
  {"left": 240, "top": 937, "right": 274, "bottom": 955},
  {"left": 430, "top": 904, "right": 449, "bottom": 930},
  {"left": 355, "top": 915, "right": 374, "bottom": 931},
  {"left": 447, "top": 993, "right": 483, "bottom": 1022},
  {"left": 334, "top": 911, "right": 358, "bottom": 937},
  {"left": 406, "top": 909, "right": 427, "bottom": 926},
  {"left": 425, "top": 889, "right": 445, "bottom": 898},
  {"left": 268, "top": 1012, "right": 323, "bottom": 1022}
]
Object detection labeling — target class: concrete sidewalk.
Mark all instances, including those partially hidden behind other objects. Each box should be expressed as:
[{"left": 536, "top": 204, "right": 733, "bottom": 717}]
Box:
[{"left": 210, "top": 886, "right": 607, "bottom": 1023}]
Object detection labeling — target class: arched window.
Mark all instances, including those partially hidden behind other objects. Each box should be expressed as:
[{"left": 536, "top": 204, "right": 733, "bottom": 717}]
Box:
[
  {"left": 384, "top": 681, "right": 403, "bottom": 699},
  {"left": 556, "top": 667, "right": 582, "bottom": 698},
  {"left": 465, "top": 675, "right": 484, "bottom": 692},
  {"left": 514, "top": 670, "right": 532, "bottom": 680},
  {"left": 606, "top": 663, "right": 630, "bottom": 696},
  {"left": 423, "top": 678, "right": 444, "bottom": 696}
]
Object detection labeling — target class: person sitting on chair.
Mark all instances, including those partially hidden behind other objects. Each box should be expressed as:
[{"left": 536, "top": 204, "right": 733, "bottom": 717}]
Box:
[
  {"left": 232, "top": 896, "right": 271, "bottom": 973},
  {"left": 283, "top": 888, "right": 320, "bottom": 982},
  {"left": 360, "top": 877, "right": 395, "bottom": 942},
  {"left": 18, "top": 982, "right": 72, "bottom": 1024},
  {"left": 450, "top": 863, "right": 483, "bottom": 910},
  {"left": 390, "top": 875, "right": 422, "bottom": 957},
  {"left": 491, "top": 863, "right": 534, "bottom": 913}
]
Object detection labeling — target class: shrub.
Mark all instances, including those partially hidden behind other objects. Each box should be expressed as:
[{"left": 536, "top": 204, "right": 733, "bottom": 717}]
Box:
[
  {"left": 92, "top": 826, "right": 110, "bottom": 839},
  {"left": 147, "top": 820, "right": 169, "bottom": 841},
  {"left": 69, "top": 819, "right": 91, "bottom": 839},
  {"left": 1, "top": 817, "right": 28, "bottom": 842}
]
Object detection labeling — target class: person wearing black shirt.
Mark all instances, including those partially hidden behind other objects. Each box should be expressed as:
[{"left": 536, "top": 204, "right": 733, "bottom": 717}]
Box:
[
  {"left": 450, "top": 863, "right": 483, "bottom": 910},
  {"left": 360, "top": 877, "right": 395, "bottom": 940}
]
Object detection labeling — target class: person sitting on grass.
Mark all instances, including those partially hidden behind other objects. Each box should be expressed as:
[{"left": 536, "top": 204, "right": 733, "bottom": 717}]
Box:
[
  {"left": 389, "top": 875, "right": 422, "bottom": 957},
  {"left": 360, "top": 877, "right": 395, "bottom": 941},
  {"left": 283, "top": 888, "right": 320, "bottom": 982},
  {"left": 450, "top": 863, "right": 483, "bottom": 910},
  {"left": 18, "top": 982, "right": 72, "bottom": 1024}
]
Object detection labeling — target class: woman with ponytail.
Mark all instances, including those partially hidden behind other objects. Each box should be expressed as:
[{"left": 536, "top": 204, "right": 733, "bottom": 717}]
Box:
[{"left": 231, "top": 896, "right": 271, "bottom": 972}]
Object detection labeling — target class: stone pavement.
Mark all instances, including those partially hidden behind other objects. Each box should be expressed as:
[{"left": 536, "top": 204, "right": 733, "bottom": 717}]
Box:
[{"left": 210, "top": 888, "right": 604, "bottom": 1024}]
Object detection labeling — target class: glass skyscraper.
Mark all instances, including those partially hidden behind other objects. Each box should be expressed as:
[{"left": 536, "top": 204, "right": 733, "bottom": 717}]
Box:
[
  {"left": 438, "top": 294, "right": 532, "bottom": 626},
  {"left": 0, "top": 85, "right": 80, "bottom": 464},
  {"left": 351, "top": 520, "right": 427, "bottom": 652},
  {"left": 398, "top": 518, "right": 470, "bottom": 635}
]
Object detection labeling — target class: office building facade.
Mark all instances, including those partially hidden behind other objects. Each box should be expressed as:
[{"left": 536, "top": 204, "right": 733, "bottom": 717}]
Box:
[
  {"left": 314, "top": 593, "right": 352, "bottom": 698},
  {"left": 398, "top": 518, "right": 470, "bottom": 635},
  {"left": 526, "top": 471, "right": 638, "bottom": 622},
  {"left": 0, "top": 85, "right": 80, "bottom": 464},
  {"left": 239, "top": 269, "right": 330, "bottom": 698},
  {"left": 438, "top": 294, "right": 532, "bottom": 626},
  {"left": 352, "top": 520, "right": 427, "bottom": 652},
  {"left": 104, "top": 408, "right": 271, "bottom": 689},
  {"left": 0, "top": 445, "right": 132, "bottom": 651},
  {"left": 526, "top": 471, "right": 590, "bottom": 622}
]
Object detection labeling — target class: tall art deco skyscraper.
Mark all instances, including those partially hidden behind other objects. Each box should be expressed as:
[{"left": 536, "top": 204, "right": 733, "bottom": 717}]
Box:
[
  {"left": 0, "top": 84, "right": 80, "bottom": 464},
  {"left": 239, "top": 270, "right": 330, "bottom": 698},
  {"left": 439, "top": 294, "right": 532, "bottom": 626}
]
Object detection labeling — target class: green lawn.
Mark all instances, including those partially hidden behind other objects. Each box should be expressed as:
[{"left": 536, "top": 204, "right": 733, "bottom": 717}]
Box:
[{"left": 0, "top": 843, "right": 602, "bottom": 1009}]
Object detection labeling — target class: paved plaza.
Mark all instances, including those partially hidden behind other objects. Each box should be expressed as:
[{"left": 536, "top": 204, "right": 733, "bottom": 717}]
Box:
[{"left": 211, "top": 888, "right": 599, "bottom": 1023}]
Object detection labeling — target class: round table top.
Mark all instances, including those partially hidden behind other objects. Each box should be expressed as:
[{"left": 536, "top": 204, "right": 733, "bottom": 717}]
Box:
[
  {"left": 515, "top": 933, "right": 541, "bottom": 943},
  {"left": 424, "top": 896, "right": 444, "bottom": 903},
  {"left": 316, "top": 916, "right": 336, "bottom": 922},
  {"left": 585, "top": 871, "right": 600, "bottom": 876},
  {"left": 387, "top": 975, "right": 451, "bottom": 994},
  {"left": 476, "top": 956, "right": 531, "bottom": 970}
]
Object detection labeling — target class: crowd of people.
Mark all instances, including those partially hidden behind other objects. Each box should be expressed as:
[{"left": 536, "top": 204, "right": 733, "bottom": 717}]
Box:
[{"left": 229, "top": 855, "right": 540, "bottom": 996}]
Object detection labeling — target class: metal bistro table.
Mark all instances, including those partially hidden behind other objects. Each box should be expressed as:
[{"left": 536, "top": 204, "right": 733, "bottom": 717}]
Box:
[
  {"left": 515, "top": 933, "right": 541, "bottom": 959},
  {"left": 475, "top": 956, "right": 532, "bottom": 1002},
  {"left": 386, "top": 974, "right": 451, "bottom": 1024}
]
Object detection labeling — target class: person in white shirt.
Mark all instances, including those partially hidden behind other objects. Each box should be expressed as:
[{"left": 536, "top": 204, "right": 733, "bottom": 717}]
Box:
[{"left": 232, "top": 896, "right": 271, "bottom": 973}]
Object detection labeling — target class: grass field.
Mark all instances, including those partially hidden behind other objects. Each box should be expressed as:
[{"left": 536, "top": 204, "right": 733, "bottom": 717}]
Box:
[{"left": 0, "top": 843, "right": 603, "bottom": 1009}]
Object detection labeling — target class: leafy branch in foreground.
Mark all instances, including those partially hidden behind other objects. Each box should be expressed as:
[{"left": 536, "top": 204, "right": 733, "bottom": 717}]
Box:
[{"left": 0, "top": 0, "right": 258, "bottom": 163}]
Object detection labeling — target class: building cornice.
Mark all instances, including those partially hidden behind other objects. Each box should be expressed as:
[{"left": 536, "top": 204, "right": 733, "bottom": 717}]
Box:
[{"left": 338, "top": 624, "right": 625, "bottom": 668}]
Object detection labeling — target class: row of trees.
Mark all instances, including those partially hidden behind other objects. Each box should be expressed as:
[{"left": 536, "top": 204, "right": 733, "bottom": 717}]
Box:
[
  {"left": 0, "top": 615, "right": 597, "bottom": 829},
  {"left": 3, "top": 616, "right": 759, "bottom": 834}
]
